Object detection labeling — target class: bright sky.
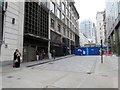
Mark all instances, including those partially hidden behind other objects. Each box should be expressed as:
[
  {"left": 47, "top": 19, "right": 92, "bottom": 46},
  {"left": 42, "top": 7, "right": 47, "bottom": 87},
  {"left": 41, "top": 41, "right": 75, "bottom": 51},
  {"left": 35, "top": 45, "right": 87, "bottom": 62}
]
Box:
[{"left": 74, "top": 0, "right": 106, "bottom": 23}]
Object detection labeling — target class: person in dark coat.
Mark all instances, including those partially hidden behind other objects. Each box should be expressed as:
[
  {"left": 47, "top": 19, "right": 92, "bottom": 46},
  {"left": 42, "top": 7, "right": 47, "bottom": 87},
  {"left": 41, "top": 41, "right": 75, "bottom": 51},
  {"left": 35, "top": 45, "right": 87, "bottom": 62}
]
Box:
[
  {"left": 42, "top": 50, "right": 45, "bottom": 59},
  {"left": 13, "top": 49, "right": 21, "bottom": 68},
  {"left": 52, "top": 49, "right": 56, "bottom": 60}
]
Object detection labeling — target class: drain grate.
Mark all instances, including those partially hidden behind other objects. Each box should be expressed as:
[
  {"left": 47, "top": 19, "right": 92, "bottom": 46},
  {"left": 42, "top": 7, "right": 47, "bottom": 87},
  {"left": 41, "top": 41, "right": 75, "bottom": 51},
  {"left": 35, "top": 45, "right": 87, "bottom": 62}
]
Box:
[
  {"left": 86, "top": 72, "right": 92, "bottom": 74},
  {"left": 7, "top": 76, "right": 13, "bottom": 78},
  {"left": 17, "top": 78, "right": 21, "bottom": 80}
]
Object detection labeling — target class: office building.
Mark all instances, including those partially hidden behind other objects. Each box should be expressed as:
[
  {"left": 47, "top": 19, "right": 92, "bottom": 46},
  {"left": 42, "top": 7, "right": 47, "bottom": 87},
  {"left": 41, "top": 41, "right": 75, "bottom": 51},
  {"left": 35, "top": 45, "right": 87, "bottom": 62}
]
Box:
[
  {"left": 105, "top": 0, "right": 120, "bottom": 55},
  {"left": 80, "top": 20, "right": 96, "bottom": 44},
  {"left": 96, "top": 11, "right": 106, "bottom": 46},
  {"left": 0, "top": 0, "right": 80, "bottom": 64}
]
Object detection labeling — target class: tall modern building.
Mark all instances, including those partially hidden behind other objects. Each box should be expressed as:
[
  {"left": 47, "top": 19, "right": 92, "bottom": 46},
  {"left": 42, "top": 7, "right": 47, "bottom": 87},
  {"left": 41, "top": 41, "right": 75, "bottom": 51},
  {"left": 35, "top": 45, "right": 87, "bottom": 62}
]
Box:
[
  {"left": 79, "top": 31, "right": 88, "bottom": 46},
  {"left": 80, "top": 20, "right": 96, "bottom": 44},
  {"left": 0, "top": 0, "right": 80, "bottom": 65},
  {"left": 105, "top": 0, "right": 120, "bottom": 55},
  {"left": 96, "top": 11, "right": 106, "bottom": 46}
]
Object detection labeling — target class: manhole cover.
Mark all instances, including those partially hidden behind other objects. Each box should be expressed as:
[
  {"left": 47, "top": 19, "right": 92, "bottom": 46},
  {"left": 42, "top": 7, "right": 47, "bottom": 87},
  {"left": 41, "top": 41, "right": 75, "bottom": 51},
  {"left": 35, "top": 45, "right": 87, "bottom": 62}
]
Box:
[
  {"left": 7, "top": 76, "right": 13, "bottom": 78},
  {"left": 17, "top": 78, "right": 21, "bottom": 80},
  {"left": 101, "top": 75, "right": 108, "bottom": 77},
  {"left": 86, "top": 72, "right": 92, "bottom": 74}
]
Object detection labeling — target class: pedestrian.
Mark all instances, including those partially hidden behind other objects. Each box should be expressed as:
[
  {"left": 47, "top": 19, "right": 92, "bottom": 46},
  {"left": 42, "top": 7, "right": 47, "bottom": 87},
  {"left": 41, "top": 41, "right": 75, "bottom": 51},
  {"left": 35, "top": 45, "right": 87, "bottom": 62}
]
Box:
[
  {"left": 13, "top": 49, "right": 21, "bottom": 68},
  {"left": 39, "top": 51, "right": 43, "bottom": 60},
  {"left": 52, "top": 49, "right": 56, "bottom": 60},
  {"left": 36, "top": 51, "right": 39, "bottom": 61},
  {"left": 42, "top": 50, "right": 45, "bottom": 59}
]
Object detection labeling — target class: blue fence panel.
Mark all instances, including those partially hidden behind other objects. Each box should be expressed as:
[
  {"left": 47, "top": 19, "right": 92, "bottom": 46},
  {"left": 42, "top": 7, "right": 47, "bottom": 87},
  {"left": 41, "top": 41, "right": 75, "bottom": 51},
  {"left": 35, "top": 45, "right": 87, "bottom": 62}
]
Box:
[
  {"left": 74, "top": 46, "right": 108, "bottom": 56},
  {"left": 88, "top": 47, "right": 100, "bottom": 55}
]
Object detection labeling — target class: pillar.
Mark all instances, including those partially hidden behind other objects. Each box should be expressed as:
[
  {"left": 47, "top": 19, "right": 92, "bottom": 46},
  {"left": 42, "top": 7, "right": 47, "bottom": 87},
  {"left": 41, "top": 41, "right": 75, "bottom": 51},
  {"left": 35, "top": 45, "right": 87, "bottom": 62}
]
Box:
[
  {"left": 48, "top": 11, "right": 51, "bottom": 59},
  {"left": 118, "top": 26, "right": 120, "bottom": 56},
  {"left": 114, "top": 28, "right": 119, "bottom": 56}
]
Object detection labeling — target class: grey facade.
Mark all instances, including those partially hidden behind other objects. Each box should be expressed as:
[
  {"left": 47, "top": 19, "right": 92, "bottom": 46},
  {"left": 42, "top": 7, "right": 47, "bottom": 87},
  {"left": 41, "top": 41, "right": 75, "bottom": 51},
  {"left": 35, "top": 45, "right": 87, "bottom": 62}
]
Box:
[
  {"left": 105, "top": 0, "right": 120, "bottom": 56},
  {"left": 1, "top": 0, "right": 80, "bottom": 64},
  {"left": 23, "top": 2, "right": 49, "bottom": 61},
  {"left": 80, "top": 20, "right": 96, "bottom": 43},
  {"left": 0, "top": 1, "right": 3, "bottom": 54}
]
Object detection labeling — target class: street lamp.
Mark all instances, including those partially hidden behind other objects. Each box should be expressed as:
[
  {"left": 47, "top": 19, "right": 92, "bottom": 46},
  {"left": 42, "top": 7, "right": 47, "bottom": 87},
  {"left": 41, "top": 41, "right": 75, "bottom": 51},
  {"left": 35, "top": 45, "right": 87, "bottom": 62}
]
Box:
[{"left": 100, "top": 39, "right": 103, "bottom": 63}]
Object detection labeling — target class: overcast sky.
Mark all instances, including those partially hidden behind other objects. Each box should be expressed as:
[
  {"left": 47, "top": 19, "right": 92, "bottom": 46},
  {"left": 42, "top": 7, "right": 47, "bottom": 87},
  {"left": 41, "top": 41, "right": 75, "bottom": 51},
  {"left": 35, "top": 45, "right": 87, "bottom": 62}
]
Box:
[{"left": 74, "top": 0, "right": 105, "bottom": 23}]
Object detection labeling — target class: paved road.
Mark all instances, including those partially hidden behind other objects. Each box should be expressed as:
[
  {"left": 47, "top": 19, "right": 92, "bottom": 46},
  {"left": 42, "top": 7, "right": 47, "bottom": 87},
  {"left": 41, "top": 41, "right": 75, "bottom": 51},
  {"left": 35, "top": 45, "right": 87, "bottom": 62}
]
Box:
[{"left": 1, "top": 55, "right": 118, "bottom": 88}]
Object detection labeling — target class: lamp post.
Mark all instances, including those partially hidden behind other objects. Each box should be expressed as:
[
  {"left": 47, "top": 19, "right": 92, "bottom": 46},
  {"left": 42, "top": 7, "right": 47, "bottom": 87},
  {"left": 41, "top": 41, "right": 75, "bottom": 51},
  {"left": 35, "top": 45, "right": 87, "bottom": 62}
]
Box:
[{"left": 100, "top": 39, "right": 103, "bottom": 63}]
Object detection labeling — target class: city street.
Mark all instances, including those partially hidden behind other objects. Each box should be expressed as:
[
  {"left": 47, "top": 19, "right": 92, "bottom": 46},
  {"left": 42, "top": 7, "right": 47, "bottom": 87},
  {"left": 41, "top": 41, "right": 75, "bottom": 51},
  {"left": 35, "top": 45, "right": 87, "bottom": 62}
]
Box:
[{"left": 1, "top": 55, "right": 118, "bottom": 88}]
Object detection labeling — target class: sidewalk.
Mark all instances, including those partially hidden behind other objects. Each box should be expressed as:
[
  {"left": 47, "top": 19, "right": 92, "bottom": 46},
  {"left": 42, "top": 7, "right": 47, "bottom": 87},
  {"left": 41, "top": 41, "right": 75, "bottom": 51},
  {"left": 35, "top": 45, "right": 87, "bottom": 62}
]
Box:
[
  {"left": 1, "top": 55, "right": 73, "bottom": 73},
  {"left": 93, "top": 55, "right": 118, "bottom": 88},
  {"left": 1, "top": 55, "right": 119, "bottom": 88}
]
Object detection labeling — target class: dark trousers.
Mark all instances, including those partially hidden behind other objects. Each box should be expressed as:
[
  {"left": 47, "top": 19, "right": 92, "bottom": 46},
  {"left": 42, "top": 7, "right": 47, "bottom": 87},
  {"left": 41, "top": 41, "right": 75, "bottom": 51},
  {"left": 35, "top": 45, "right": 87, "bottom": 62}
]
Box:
[{"left": 13, "top": 57, "right": 20, "bottom": 68}]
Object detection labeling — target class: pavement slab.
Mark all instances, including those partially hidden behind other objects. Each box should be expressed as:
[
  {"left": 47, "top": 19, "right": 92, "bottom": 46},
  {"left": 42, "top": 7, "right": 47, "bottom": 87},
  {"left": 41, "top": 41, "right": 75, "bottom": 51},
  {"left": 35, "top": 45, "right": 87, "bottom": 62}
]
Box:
[{"left": 1, "top": 56, "right": 118, "bottom": 88}]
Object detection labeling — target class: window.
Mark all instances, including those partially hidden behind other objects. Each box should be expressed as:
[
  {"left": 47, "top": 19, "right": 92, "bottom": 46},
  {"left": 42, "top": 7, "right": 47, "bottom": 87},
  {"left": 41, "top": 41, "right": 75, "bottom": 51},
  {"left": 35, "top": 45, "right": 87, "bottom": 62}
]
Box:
[
  {"left": 62, "top": 2, "right": 65, "bottom": 12},
  {"left": 70, "top": 13, "right": 71, "bottom": 20},
  {"left": 73, "top": 33, "right": 75, "bottom": 40},
  {"left": 63, "top": 27, "right": 66, "bottom": 35},
  {"left": 57, "top": 0, "right": 61, "bottom": 6},
  {"left": 69, "top": 5, "right": 71, "bottom": 11},
  {"left": 51, "top": 18, "right": 55, "bottom": 29},
  {"left": 67, "top": 19, "right": 69, "bottom": 26},
  {"left": 57, "top": 8, "right": 61, "bottom": 19},
  {"left": 119, "top": 27, "right": 120, "bottom": 40},
  {"left": 70, "top": 32, "right": 72, "bottom": 39},
  {"left": 50, "top": 1, "right": 55, "bottom": 13},
  {"left": 58, "top": 24, "right": 61, "bottom": 32},
  {"left": 62, "top": 14, "right": 65, "bottom": 22},
  {"left": 99, "top": 23, "right": 101, "bottom": 26},
  {"left": 66, "top": 8, "right": 69, "bottom": 17},
  {"left": 70, "top": 22, "right": 72, "bottom": 28},
  {"left": 67, "top": 30, "right": 69, "bottom": 37}
]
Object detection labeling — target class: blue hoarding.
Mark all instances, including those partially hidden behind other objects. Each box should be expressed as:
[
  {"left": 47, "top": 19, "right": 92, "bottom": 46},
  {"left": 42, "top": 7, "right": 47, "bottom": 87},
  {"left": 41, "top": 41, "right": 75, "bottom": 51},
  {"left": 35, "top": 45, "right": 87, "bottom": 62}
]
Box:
[{"left": 74, "top": 46, "right": 108, "bottom": 56}]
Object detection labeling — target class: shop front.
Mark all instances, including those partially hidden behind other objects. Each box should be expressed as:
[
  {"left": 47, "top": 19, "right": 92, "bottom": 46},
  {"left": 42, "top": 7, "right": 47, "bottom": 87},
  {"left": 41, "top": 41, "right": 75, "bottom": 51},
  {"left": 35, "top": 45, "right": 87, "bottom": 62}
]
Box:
[
  {"left": 50, "top": 31, "right": 63, "bottom": 57},
  {"left": 62, "top": 37, "right": 70, "bottom": 55},
  {"left": 23, "top": 35, "right": 48, "bottom": 62}
]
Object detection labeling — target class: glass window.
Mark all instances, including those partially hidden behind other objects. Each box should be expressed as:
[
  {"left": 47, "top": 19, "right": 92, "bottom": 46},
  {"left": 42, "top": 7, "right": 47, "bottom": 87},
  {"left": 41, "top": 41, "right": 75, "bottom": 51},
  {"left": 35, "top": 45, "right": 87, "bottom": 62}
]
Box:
[
  {"left": 70, "top": 22, "right": 72, "bottom": 28},
  {"left": 63, "top": 27, "right": 66, "bottom": 35},
  {"left": 119, "top": 1, "right": 120, "bottom": 14},
  {"left": 70, "top": 32, "right": 72, "bottom": 39},
  {"left": 0, "top": 1, "right": 2, "bottom": 6},
  {"left": 66, "top": 8, "right": 69, "bottom": 17},
  {"left": 67, "top": 19, "right": 69, "bottom": 26},
  {"left": 70, "top": 13, "right": 71, "bottom": 20},
  {"left": 58, "top": 24, "right": 61, "bottom": 32},
  {"left": 62, "top": 14, "right": 65, "bottom": 22},
  {"left": 57, "top": 8, "right": 61, "bottom": 19},
  {"left": 62, "top": 2, "right": 65, "bottom": 12},
  {"left": 50, "top": 1, "right": 55, "bottom": 13},
  {"left": 57, "top": 0, "right": 61, "bottom": 6},
  {"left": 119, "top": 27, "right": 120, "bottom": 40},
  {"left": 0, "top": 0, "right": 4, "bottom": 7},
  {"left": 67, "top": 30, "right": 69, "bottom": 37},
  {"left": 99, "top": 23, "right": 101, "bottom": 26},
  {"left": 51, "top": 18, "right": 55, "bottom": 29}
]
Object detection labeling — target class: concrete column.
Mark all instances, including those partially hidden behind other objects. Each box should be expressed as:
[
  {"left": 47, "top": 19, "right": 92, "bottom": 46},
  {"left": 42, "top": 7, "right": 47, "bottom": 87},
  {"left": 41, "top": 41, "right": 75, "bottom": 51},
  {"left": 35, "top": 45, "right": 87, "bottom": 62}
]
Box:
[
  {"left": 118, "top": 26, "right": 120, "bottom": 56},
  {"left": 110, "top": 33, "right": 114, "bottom": 53},
  {"left": 114, "top": 28, "right": 119, "bottom": 56},
  {"left": 48, "top": 11, "right": 51, "bottom": 59}
]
